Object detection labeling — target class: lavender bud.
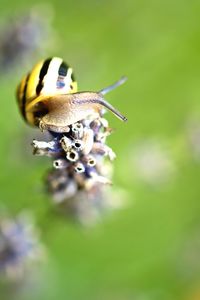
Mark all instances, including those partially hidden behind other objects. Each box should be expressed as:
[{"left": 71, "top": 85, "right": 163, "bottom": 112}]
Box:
[
  {"left": 71, "top": 122, "right": 84, "bottom": 139},
  {"left": 85, "top": 155, "right": 96, "bottom": 167},
  {"left": 74, "top": 162, "right": 85, "bottom": 173},
  {"left": 92, "top": 142, "right": 116, "bottom": 160},
  {"left": 72, "top": 140, "right": 84, "bottom": 151},
  {"left": 53, "top": 159, "right": 68, "bottom": 169},
  {"left": 32, "top": 139, "right": 60, "bottom": 156},
  {"left": 99, "top": 118, "right": 109, "bottom": 128},
  {"left": 90, "top": 119, "right": 102, "bottom": 133},
  {"left": 53, "top": 179, "right": 77, "bottom": 203},
  {"left": 82, "top": 128, "right": 94, "bottom": 155},
  {"left": 66, "top": 149, "right": 79, "bottom": 162},
  {"left": 60, "top": 136, "right": 72, "bottom": 152}
]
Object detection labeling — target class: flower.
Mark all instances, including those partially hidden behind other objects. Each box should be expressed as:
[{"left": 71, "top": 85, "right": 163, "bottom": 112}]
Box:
[
  {"left": 131, "top": 138, "right": 175, "bottom": 186},
  {"left": 0, "top": 212, "right": 45, "bottom": 280},
  {"left": 0, "top": 4, "right": 55, "bottom": 71},
  {"left": 32, "top": 114, "right": 124, "bottom": 225}
]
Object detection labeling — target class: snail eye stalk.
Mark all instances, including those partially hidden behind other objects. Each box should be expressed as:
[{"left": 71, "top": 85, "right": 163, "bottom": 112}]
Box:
[{"left": 99, "top": 76, "right": 127, "bottom": 95}]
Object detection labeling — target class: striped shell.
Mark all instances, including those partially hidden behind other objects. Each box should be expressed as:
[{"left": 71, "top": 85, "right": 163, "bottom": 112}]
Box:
[{"left": 16, "top": 57, "right": 77, "bottom": 126}]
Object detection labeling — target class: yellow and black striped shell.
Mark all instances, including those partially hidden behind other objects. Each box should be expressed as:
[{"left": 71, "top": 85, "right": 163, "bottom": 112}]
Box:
[{"left": 16, "top": 57, "right": 77, "bottom": 127}]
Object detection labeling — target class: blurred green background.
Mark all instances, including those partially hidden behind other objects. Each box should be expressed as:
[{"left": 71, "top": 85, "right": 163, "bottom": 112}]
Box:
[{"left": 1, "top": 0, "right": 200, "bottom": 299}]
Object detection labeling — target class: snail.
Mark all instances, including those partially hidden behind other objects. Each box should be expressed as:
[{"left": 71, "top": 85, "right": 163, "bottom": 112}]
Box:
[{"left": 16, "top": 57, "right": 127, "bottom": 132}]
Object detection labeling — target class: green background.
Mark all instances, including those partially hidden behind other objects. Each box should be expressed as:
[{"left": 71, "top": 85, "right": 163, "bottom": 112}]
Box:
[{"left": 1, "top": 0, "right": 200, "bottom": 299}]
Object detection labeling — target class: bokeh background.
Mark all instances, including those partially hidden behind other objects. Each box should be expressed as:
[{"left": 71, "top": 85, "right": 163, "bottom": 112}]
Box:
[{"left": 1, "top": 0, "right": 200, "bottom": 299}]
